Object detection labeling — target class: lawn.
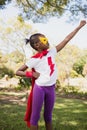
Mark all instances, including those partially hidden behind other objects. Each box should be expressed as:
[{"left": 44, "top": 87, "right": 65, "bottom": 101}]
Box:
[{"left": 0, "top": 93, "right": 87, "bottom": 130}]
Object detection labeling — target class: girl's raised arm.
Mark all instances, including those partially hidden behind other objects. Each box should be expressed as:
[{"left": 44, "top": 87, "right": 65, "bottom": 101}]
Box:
[{"left": 56, "top": 20, "right": 86, "bottom": 52}]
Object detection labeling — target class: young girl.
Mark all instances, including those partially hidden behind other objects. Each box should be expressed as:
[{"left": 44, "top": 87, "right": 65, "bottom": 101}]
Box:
[{"left": 16, "top": 20, "right": 86, "bottom": 130}]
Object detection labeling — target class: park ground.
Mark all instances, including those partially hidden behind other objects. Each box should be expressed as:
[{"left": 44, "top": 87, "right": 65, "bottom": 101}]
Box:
[
  {"left": 0, "top": 76, "right": 87, "bottom": 130},
  {"left": 0, "top": 86, "right": 87, "bottom": 130}
]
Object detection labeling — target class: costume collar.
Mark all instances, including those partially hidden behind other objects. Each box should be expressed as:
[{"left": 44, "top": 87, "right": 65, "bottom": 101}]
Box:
[{"left": 32, "top": 50, "right": 49, "bottom": 59}]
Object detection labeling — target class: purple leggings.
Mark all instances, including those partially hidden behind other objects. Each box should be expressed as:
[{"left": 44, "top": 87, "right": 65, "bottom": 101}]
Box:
[{"left": 30, "top": 83, "right": 56, "bottom": 126}]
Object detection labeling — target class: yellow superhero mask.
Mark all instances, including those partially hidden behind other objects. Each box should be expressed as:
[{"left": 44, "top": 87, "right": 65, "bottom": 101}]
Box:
[{"left": 39, "top": 37, "right": 48, "bottom": 45}]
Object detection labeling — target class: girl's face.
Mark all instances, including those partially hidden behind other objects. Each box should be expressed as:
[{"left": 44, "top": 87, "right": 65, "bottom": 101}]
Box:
[{"left": 38, "top": 36, "right": 49, "bottom": 51}]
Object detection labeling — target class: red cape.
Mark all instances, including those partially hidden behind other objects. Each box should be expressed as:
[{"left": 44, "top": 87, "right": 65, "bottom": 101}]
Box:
[
  {"left": 24, "top": 50, "right": 48, "bottom": 127},
  {"left": 24, "top": 68, "right": 35, "bottom": 127}
]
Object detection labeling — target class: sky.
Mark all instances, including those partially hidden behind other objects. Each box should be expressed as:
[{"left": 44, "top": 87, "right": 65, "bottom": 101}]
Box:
[
  {"left": 32, "top": 17, "right": 87, "bottom": 49},
  {"left": 0, "top": 1, "right": 87, "bottom": 54}
]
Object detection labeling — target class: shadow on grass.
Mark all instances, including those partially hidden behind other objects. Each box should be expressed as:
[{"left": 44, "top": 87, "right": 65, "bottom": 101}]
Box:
[
  {"left": 0, "top": 95, "right": 87, "bottom": 130},
  {"left": 53, "top": 97, "right": 87, "bottom": 130},
  {"left": 0, "top": 93, "right": 29, "bottom": 130}
]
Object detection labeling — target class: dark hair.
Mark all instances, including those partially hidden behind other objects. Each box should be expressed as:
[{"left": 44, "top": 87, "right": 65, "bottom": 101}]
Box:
[
  {"left": 25, "top": 33, "right": 45, "bottom": 50},
  {"left": 25, "top": 38, "right": 30, "bottom": 44}
]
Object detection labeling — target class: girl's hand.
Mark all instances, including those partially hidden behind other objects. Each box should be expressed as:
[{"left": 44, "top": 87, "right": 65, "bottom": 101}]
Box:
[
  {"left": 33, "top": 72, "right": 40, "bottom": 78},
  {"left": 79, "top": 20, "right": 86, "bottom": 28}
]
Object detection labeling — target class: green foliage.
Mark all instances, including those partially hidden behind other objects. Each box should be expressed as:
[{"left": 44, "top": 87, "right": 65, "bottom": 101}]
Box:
[
  {"left": 9, "top": 51, "right": 24, "bottom": 63},
  {"left": 73, "top": 57, "right": 86, "bottom": 75},
  {"left": 17, "top": 15, "right": 24, "bottom": 22},
  {"left": 0, "top": 15, "right": 34, "bottom": 56},
  {"left": 63, "top": 85, "right": 80, "bottom": 94},
  {"left": 0, "top": 0, "right": 6, "bottom": 5},
  {"left": 70, "top": 70, "right": 79, "bottom": 78},
  {"left": 0, "top": 65, "right": 14, "bottom": 78},
  {"left": 15, "top": 85, "right": 25, "bottom": 91},
  {"left": 58, "top": 85, "right": 87, "bottom": 99},
  {"left": 18, "top": 77, "right": 32, "bottom": 88},
  {"left": 1, "top": 0, "right": 87, "bottom": 22},
  {"left": 55, "top": 79, "right": 61, "bottom": 90},
  {"left": 56, "top": 45, "right": 81, "bottom": 81},
  {"left": 83, "top": 63, "right": 87, "bottom": 76}
]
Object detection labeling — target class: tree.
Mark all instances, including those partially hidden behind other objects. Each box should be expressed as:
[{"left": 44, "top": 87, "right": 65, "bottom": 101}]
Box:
[
  {"left": 56, "top": 45, "right": 81, "bottom": 82},
  {"left": 0, "top": 0, "right": 11, "bottom": 8},
  {"left": 0, "top": 0, "right": 87, "bottom": 22},
  {"left": 73, "top": 57, "right": 86, "bottom": 76},
  {"left": 0, "top": 15, "right": 36, "bottom": 57},
  {"left": 83, "top": 63, "right": 87, "bottom": 76},
  {"left": 73, "top": 49, "right": 87, "bottom": 76}
]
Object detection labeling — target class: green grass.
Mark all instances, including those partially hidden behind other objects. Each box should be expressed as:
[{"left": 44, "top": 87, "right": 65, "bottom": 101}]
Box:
[
  {"left": 53, "top": 97, "right": 87, "bottom": 130},
  {"left": 0, "top": 95, "right": 87, "bottom": 130}
]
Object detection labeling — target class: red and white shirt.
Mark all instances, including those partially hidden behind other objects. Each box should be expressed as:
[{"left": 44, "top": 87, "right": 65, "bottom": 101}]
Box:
[{"left": 26, "top": 47, "right": 58, "bottom": 86}]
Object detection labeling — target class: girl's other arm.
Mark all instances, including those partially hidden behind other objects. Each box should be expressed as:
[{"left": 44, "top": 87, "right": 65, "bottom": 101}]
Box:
[
  {"left": 16, "top": 64, "right": 28, "bottom": 77},
  {"left": 56, "top": 20, "right": 86, "bottom": 52},
  {"left": 16, "top": 64, "right": 40, "bottom": 78}
]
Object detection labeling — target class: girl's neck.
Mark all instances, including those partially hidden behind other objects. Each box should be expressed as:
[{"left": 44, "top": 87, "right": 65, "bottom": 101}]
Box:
[{"left": 37, "top": 49, "right": 46, "bottom": 53}]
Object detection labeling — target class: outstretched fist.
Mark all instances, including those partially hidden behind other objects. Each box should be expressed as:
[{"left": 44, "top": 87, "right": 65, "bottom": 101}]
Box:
[{"left": 79, "top": 20, "right": 86, "bottom": 27}]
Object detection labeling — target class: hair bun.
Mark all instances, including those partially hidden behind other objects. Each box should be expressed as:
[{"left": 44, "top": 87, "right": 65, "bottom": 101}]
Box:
[{"left": 25, "top": 38, "right": 30, "bottom": 44}]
